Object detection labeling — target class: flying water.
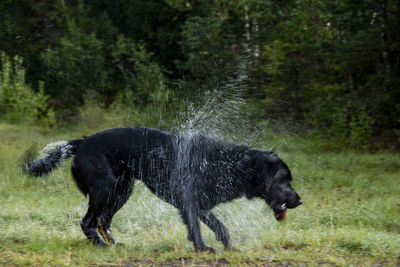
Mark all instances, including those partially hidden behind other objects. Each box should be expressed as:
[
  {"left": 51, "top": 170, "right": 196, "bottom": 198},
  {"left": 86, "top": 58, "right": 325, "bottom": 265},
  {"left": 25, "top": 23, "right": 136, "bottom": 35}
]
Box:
[
  {"left": 161, "top": 64, "right": 281, "bottom": 246},
  {"left": 173, "top": 66, "right": 256, "bottom": 144}
]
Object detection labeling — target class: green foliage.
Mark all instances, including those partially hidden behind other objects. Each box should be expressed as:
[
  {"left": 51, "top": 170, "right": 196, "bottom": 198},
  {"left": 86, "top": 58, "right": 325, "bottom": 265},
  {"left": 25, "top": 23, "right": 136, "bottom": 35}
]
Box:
[
  {"left": 349, "top": 107, "right": 374, "bottom": 147},
  {"left": 0, "top": 0, "right": 399, "bottom": 147},
  {"left": 108, "top": 35, "right": 176, "bottom": 130},
  {"left": 111, "top": 36, "right": 170, "bottom": 107},
  {"left": 258, "top": 0, "right": 399, "bottom": 147},
  {"left": 179, "top": 14, "right": 236, "bottom": 81},
  {"left": 41, "top": 19, "right": 107, "bottom": 108},
  {"left": 0, "top": 52, "right": 55, "bottom": 127},
  {"left": 304, "top": 84, "right": 375, "bottom": 147}
]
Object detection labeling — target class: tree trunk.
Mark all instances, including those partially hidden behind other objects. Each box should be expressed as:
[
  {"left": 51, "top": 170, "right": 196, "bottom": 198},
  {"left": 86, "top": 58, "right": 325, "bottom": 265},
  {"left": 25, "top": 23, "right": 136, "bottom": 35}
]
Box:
[
  {"left": 42, "top": 0, "right": 49, "bottom": 50},
  {"left": 244, "top": 5, "right": 251, "bottom": 53},
  {"left": 309, "top": 0, "right": 319, "bottom": 43},
  {"left": 380, "top": 0, "right": 389, "bottom": 71}
]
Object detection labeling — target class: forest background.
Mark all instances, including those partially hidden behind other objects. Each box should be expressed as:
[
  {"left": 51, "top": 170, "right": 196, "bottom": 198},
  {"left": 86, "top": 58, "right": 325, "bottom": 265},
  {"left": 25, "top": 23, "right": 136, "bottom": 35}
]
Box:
[{"left": 1, "top": 0, "right": 399, "bottom": 149}]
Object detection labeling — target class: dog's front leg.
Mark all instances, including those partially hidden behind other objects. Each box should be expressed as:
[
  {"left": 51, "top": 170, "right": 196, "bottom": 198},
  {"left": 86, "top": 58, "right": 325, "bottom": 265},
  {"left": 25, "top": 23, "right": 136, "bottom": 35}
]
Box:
[
  {"left": 199, "top": 210, "right": 233, "bottom": 250},
  {"left": 179, "top": 200, "right": 215, "bottom": 253}
]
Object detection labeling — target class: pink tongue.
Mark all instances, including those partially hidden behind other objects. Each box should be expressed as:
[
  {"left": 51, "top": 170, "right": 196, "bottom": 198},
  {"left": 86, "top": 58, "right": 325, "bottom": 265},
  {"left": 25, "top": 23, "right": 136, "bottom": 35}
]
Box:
[{"left": 274, "top": 209, "right": 287, "bottom": 221}]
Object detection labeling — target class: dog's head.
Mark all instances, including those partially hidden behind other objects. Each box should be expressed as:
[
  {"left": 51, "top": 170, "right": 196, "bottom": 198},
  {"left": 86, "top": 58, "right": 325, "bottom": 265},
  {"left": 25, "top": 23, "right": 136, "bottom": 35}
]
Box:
[{"left": 246, "top": 150, "right": 302, "bottom": 221}]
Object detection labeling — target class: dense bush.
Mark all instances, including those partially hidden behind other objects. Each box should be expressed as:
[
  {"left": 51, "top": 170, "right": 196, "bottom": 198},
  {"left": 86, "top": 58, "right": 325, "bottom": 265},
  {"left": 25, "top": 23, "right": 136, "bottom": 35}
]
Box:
[{"left": 0, "top": 52, "right": 55, "bottom": 128}]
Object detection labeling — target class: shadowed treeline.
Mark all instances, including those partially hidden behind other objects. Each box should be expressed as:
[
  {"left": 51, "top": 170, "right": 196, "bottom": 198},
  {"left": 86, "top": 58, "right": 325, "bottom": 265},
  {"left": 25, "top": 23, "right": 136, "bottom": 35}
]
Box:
[{"left": 0, "top": 0, "right": 399, "bottom": 148}]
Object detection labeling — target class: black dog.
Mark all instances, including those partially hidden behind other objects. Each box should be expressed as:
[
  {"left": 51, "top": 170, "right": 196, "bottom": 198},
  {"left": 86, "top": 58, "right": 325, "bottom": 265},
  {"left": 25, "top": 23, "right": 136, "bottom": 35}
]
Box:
[{"left": 25, "top": 127, "right": 302, "bottom": 252}]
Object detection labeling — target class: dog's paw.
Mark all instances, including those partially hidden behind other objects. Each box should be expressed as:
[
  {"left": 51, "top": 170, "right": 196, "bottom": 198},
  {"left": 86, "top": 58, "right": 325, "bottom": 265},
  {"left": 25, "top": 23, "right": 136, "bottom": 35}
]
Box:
[
  {"left": 187, "top": 233, "right": 193, "bottom": 242},
  {"left": 92, "top": 239, "right": 108, "bottom": 247},
  {"left": 224, "top": 242, "right": 237, "bottom": 251},
  {"left": 207, "top": 246, "right": 216, "bottom": 253},
  {"left": 196, "top": 246, "right": 215, "bottom": 254}
]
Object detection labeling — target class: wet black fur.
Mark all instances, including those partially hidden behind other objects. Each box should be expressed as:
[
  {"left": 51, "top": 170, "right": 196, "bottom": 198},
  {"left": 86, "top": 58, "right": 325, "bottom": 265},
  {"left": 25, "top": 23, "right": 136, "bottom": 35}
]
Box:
[{"left": 25, "top": 127, "right": 302, "bottom": 251}]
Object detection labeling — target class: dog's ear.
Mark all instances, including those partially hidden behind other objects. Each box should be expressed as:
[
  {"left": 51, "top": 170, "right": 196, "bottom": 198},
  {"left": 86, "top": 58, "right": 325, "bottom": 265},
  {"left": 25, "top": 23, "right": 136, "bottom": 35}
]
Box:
[
  {"left": 263, "top": 152, "right": 280, "bottom": 164},
  {"left": 244, "top": 150, "right": 273, "bottom": 184},
  {"left": 236, "top": 150, "right": 253, "bottom": 171}
]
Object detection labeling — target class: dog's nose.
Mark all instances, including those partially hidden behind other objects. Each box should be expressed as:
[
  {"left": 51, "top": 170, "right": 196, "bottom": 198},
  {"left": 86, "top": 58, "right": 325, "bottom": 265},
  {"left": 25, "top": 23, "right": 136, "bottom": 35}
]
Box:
[{"left": 297, "top": 199, "right": 303, "bottom": 206}]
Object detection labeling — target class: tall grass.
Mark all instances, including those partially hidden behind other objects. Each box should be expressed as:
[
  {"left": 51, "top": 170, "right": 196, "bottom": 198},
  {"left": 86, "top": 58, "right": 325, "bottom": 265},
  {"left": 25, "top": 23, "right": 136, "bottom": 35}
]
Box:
[{"left": 0, "top": 122, "right": 399, "bottom": 266}]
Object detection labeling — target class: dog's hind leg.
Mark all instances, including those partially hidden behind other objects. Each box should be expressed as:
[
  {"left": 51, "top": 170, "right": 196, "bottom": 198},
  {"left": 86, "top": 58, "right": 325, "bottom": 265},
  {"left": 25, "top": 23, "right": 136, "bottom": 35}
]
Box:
[
  {"left": 82, "top": 187, "right": 120, "bottom": 247},
  {"left": 97, "top": 196, "right": 129, "bottom": 245},
  {"left": 72, "top": 166, "right": 106, "bottom": 246},
  {"left": 80, "top": 204, "right": 107, "bottom": 246},
  {"left": 97, "top": 214, "right": 116, "bottom": 245},
  {"left": 97, "top": 174, "right": 135, "bottom": 246},
  {"left": 199, "top": 210, "right": 232, "bottom": 250},
  {"left": 74, "top": 156, "right": 127, "bottom": 246}
]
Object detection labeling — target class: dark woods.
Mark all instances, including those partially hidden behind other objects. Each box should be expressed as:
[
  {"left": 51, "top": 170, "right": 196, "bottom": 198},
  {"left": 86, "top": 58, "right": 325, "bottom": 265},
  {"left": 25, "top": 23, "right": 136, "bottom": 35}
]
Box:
[{"left": 0, "top": 0, "right": 399, "bottom": 148}]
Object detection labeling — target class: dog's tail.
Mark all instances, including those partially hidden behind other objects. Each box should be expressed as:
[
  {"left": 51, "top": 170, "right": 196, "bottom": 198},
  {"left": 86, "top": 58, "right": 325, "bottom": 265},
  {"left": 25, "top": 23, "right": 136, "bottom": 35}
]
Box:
[{"left": 23, "top": 139, "right": 83, "bottom": 177}]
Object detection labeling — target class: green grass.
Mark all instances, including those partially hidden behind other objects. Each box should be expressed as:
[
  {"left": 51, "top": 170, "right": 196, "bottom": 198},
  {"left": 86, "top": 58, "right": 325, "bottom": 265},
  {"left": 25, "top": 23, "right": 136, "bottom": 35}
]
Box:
[{"left": 0, "top": 123, "right": 399, "bottom": 266}]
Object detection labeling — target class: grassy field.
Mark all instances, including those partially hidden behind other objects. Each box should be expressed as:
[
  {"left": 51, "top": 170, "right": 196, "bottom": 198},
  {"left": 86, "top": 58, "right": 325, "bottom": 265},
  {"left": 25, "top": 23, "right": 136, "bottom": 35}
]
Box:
[{"left": 0, "top": 123, "right": 399, "bottom": 266}]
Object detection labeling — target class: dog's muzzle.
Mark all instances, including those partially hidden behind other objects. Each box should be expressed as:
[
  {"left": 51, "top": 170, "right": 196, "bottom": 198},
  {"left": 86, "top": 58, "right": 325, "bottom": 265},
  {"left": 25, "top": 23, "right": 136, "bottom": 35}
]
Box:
[{"left": 273, "top": 199, "right": 302, "bottom": 221}]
